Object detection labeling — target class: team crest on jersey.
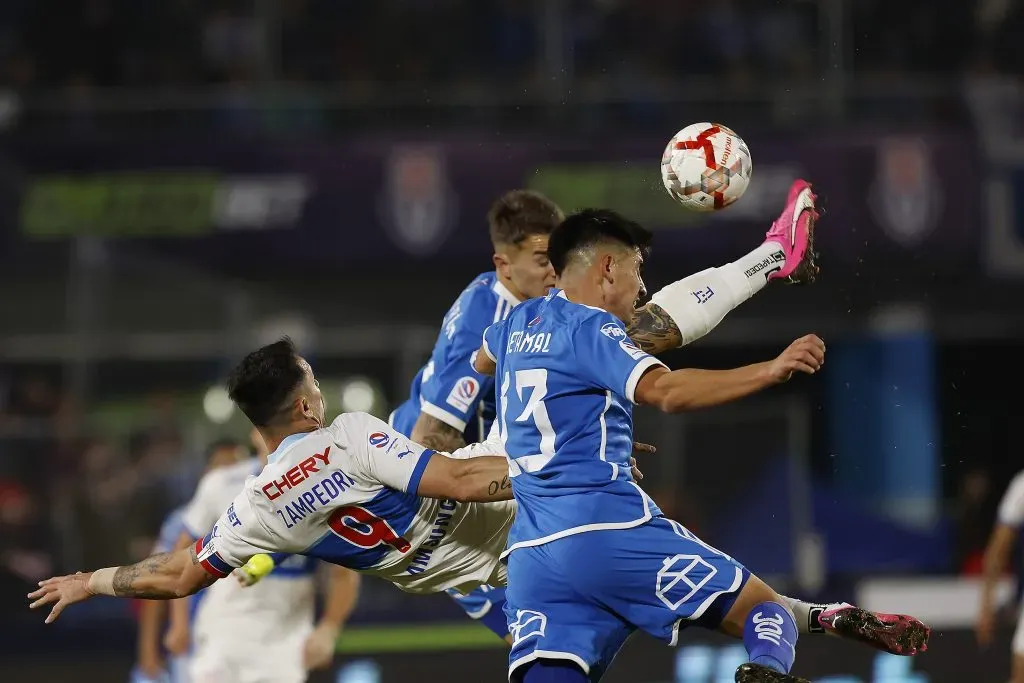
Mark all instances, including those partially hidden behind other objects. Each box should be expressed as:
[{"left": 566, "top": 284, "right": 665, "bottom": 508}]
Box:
[
  {"left": 600, "top": 322, "right": 627, "bottom": 340},
  {"left": 446, "top": 376, "right": 480, "bottom": 412},
  {"left": 619, "top": 339, "right": 647, "bottom": 361},
  {"left": 368, "top": 432, "right": 390, "bottom": 448},
  {"left": 528, "top": 315, "right": 542, "bottom": 327},
  {"left": 378, "top": 145, "right": 457, "bottom": 256}
]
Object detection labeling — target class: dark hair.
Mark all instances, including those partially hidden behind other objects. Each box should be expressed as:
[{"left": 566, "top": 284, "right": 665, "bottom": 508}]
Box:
[
  {"left": 204, "top": 437, "right": 242, "bottom": 461},
  {"left": 226, "top": 338, "right": 304, "bottom": 427},
  {"left": 487, "top": 190, "right": 564, "bottom": 247},
  {"left": 547, "top": 209, "right": 653, "bottom": 276}
]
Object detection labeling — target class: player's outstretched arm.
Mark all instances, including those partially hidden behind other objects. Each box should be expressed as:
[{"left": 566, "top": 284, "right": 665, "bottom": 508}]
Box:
[
  {"left": 28, "top": 545, "right": 217, "bottom": 624},
  {"left": 417, "top": 453, "right": 512, "bottom": 502},
  {"left": 635, "top": 334, "right": 825, "bottom": 412}
]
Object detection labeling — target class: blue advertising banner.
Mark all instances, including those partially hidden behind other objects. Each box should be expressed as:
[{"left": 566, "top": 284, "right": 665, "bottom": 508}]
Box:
[{"left": 0, "top": 132, "right": 980, "bottom": 278}]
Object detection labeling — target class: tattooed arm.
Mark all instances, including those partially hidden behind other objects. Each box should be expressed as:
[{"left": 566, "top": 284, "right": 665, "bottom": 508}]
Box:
[
  {"left": 417, "top": 453, "right": 513, "bottom": 503},
  {"left": 29, "top": 545, "right": 218, "bottom": 623},
  {"left": 626, "top": 302, "right": 683, "bottom": 355},
  {"left": 410, "top": 412, "right": 467, "bottom": 452}
]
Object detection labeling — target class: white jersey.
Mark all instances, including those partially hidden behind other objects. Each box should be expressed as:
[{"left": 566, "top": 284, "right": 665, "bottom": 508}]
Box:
[
  {"left": 196, "top": 412, "right": 516, "bottom": 596},
  {"left": 999, "top": 470, "right": 1024, "bottom": 528},
  {"left": 181, "top": 458, "right": 319, "bottom": 642}
]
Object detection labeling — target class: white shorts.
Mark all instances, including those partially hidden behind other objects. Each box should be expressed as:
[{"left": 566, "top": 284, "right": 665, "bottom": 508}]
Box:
[{"left": 189, "top": 628, "right": 308, "bottom": 683}]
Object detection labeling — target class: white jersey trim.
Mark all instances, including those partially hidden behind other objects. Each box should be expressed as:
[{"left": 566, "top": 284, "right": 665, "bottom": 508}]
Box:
[
  {"left": 499, "top": 482, "right": 652, "bottom": 560},
  {"left": 625, "top": 356, "right": 665, "bottom": 404},
  {"left": 421, "top": 400, "right": 468, "bottom": 431},
  {"left": 481, "top": 334, "right": 497, "bottom": 362}
]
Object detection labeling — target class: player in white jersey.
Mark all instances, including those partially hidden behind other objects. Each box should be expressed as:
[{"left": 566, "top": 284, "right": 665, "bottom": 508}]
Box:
[
  {"left": 29, "top": 338, "right": 515, "bottom": 623},
  {"left": 978, "top": 469, "right": 1024, "bottom": 682},
  {"left": 132, "top": 439, "right": 248, "bottom": 683},
  {"left": 158, "top": 426, "right": 361, "bottom": 683}
]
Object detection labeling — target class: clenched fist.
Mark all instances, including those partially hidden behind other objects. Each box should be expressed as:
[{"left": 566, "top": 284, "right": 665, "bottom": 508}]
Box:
[{"left": 766, "top": 334, "right": 825, "bottom": 383}]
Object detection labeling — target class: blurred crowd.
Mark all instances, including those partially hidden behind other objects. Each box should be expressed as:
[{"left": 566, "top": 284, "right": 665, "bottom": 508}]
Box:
[
  {"left": 0, "top": 0, "right": 1014, "bottom": 95},
  {"left": 0, "top": 371, "right": 207, "bottom": 616}
]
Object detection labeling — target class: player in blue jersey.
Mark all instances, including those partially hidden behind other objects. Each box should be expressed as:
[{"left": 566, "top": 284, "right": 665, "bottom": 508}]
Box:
[
  {"left": 131, "top": 440, "right": 247, "bottom": 683},
  {"left": 476, "top": 194, "right": 929, "bottom": 683},
  {"left": 391, "top": 185, "right": 931, "bottom": 647},
  {"left": 390, "top": 190, "right": 563, "bottom": 639}
]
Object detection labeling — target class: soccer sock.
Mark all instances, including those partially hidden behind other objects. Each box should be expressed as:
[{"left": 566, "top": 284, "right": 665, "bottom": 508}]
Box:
[
  {"left": 649, "top": 242, "right": 785, "bottom": 347},
  {"left": 742, "top": 601, "right": 798, "bottom": 674},
  {"left": 780, "top": 595, "right": 849, "bottom": 635},
  {"left": 520, "top": 660, "right": 589, "bottom": 683}
]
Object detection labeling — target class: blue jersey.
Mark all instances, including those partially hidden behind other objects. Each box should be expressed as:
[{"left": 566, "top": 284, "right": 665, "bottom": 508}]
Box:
[
  {"left": 483, "top": 290, "right": 666, "bottom": 555},
  {"left": 391, "top": 272, "right": 521, "bottom": 443}
]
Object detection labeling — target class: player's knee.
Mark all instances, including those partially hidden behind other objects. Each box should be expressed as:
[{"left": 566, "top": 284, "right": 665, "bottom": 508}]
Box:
[{"left": 518, "top": 659, "right": 588, "bottom": 683}]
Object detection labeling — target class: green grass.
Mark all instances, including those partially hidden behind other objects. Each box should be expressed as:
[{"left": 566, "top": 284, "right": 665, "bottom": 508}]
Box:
[{"left": 336, "top": 623, "right": 507, "bottom": 653}]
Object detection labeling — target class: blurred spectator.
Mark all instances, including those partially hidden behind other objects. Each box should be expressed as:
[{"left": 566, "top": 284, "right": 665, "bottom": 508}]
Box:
[{"left": 955, "top": 467, "right": 1000, "bottom": 574}]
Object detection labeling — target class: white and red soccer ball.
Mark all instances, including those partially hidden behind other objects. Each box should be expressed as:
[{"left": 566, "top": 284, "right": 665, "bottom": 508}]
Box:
[{"left": 661, "top": 122, "right": 753, "bottom": 212}]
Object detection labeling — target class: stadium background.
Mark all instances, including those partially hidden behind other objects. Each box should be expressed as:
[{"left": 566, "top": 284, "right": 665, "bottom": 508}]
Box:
[{"left": 1, "top": 1, "right": 1023, "bottom": 681}]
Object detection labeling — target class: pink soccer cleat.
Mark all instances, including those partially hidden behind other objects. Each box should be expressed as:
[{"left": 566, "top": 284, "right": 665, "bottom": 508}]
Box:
[
  {"left": 817, "top": 604, "right": 931, "bottom": 656},
  {"left": 763, "top": 179, "right": 820, "bottom": 284}
]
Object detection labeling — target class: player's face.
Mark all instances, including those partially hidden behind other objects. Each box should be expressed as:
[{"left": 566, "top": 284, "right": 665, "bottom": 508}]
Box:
[
  {"left": 603, "top": 248, "right": 646, "bottom": 325},
  {"left": 495, "top": 234, "right": 556, "bottom": 300},
  {"left": 297, "top": 357, "right": 326, "bottom": 427}
]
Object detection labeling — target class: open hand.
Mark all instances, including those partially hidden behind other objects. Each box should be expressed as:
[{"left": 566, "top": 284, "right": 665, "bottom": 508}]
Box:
[
  {"left": 766, "top": 334, "right": 825, "bottom": 383},
  {"left": 303, "top": 623, "right": 339, "bottom": 669},
  {"left": 28, "top": 572, "right": 94, "bottom": 624},
  {"left": 630, "top": 441, "right": 656, "bottom": 480}
]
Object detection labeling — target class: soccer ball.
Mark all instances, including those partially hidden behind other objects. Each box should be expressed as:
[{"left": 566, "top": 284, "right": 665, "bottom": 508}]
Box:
[{"left": 661, "top": 123, "right": 752, "bottom": 212}]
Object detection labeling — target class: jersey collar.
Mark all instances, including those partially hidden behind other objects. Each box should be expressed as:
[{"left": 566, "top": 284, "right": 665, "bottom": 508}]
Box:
[
  {"left": 266, "top": 431, "right": 311, "bottom": 465},
  {"left": 492, "top": 277, "right": 523, "bottom": 309},
  {"left": 554, "top": 288, "right": 609, "bottom": 314}
]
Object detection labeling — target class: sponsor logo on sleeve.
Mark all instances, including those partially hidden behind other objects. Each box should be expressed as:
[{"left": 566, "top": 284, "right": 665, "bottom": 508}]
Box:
[
  {"left": 446, "top": 376, "right": 480, "bottom": 412},
  {"left": 601, "top": 322, "right": 627, "bottom": 340}
]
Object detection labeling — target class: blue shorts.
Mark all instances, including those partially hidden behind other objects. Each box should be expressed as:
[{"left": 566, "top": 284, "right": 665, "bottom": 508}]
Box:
[
  {"left": 447, "top": 585, "right": 510, "bottom": 639},
  {"left": 504, "top": 516, "right": 750, "bottom": 681}
]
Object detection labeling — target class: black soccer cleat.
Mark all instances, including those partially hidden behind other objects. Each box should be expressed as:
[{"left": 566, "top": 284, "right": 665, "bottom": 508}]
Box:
[
  {"left": 818, "top": 605, "right": 931, "bottom": 656},
  {"left": 735, "top": 663, "right": 812, "bottom": 683}
]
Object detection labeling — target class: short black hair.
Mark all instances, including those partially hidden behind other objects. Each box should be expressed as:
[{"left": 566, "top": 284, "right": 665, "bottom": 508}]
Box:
[
  {"left": 487, "top": 190, "right": 564, "bottom": 247},
  {"left": 226, "top": 338, "right": 305, "bottom": 427},
  {"left": 204, "top": 437, "right": 242, "bottom": 461},
  {"left": 547, "top": 209, "right": 653, "bottom": 276}
]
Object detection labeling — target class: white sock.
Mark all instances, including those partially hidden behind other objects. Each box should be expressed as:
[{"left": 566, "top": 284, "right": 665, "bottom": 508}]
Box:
[
  {"left": 649, "top": 242, "right": 786, "bottom": 347},
  {"left": 780, "top": 595, "right": 849, "bottom": 635}
]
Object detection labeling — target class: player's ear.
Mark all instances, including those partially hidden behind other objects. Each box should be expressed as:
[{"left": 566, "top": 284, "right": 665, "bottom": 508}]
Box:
[
  {"left": 601, "top": 253, "right": 616, "bottom": 283},
  {"left": 298, "top": 395, "right": 316, "bottom": 422},
  {"left": 493, "top": 249, "right": 511, "bottom": 278}
]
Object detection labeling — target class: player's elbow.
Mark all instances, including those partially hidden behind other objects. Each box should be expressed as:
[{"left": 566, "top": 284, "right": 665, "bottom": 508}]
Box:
[{"left": 641, "top": 382, "right": 695, "bottom": 414}]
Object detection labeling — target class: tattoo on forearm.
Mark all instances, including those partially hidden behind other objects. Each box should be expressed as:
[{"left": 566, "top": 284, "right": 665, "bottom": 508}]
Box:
[
  {"left": 415, "top": 415, "right": 467, "bottom": 452},
  {"left": 487, "top": 475, "right": 512, "bottom": 497},
  {"left": 112, "top": 553, "right": 171, "bottom": 598},
  {"left": 627, "top": 302, "right": 682, "bottom": 354}
]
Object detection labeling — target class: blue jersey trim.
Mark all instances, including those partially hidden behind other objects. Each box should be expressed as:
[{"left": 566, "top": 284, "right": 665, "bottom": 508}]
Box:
[{"left": 407, "top": 450, "right": 435, "bottom": 494}]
